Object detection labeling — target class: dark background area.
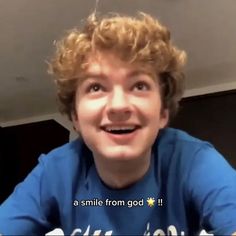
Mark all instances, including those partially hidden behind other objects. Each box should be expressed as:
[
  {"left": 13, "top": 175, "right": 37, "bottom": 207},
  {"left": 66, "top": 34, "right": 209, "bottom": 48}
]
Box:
[
  {"left": 0, "top": 120, "right": 69, "bottom": 204},
  {"left": 171, "top": 90, "right": 236, "bottom": 168}
]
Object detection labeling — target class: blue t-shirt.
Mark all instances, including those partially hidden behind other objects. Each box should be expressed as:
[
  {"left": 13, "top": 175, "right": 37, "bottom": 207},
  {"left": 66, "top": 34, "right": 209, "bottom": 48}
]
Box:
[{"left": 0, "top": 128, "right": 236, "bottom": 235}]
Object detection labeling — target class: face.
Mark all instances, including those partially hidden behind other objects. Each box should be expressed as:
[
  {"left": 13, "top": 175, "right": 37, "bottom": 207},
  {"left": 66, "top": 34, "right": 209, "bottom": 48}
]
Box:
[{"left": 73, "top": 52, "right": 169, "bottom": 162}]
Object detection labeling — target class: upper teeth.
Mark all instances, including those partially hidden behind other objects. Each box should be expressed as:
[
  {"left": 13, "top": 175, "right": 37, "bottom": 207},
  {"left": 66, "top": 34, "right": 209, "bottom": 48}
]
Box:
[{"left": 105, "top": 126, "right": 136, "bottom": 131}]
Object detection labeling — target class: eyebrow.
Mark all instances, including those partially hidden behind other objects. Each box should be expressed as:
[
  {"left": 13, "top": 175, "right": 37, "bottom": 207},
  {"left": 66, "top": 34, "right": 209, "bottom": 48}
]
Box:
[
  {"left": 82, "top": 72, "right": 107, "bottom": 81},
  {"left": 128, "top": 69, "right": 154, "bottom": 78}
]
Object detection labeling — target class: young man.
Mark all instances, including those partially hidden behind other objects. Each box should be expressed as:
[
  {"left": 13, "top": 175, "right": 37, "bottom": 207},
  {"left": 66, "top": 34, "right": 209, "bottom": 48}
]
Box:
[{"left": 0, "top": 12, "right": 236, "bottom": 235}]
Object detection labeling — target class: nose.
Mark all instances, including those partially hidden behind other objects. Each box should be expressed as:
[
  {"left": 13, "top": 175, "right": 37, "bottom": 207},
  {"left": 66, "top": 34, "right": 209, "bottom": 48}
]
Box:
[{"left": 106, "top": 87, "right": 131, "bottom": 120}]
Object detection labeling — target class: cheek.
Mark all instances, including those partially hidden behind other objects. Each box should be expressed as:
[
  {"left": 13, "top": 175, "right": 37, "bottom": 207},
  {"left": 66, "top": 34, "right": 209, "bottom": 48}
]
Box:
[
  {"left": 137, "top": 96, "right": 162, "bottom": 115},
  {"left": 77, "top": 99, "right": 105, "bottom": 123}
]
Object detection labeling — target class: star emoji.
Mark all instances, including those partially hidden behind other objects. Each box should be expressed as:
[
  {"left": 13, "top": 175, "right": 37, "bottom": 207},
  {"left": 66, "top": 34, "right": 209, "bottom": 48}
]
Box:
[{"left": 147, "top": 197, "right": 155, "bottom": 207}]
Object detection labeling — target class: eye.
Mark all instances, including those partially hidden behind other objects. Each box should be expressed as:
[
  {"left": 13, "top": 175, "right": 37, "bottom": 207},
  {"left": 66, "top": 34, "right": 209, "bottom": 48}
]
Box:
[
  {"left": 133, "top": 81, "right": 150, "bottom": 91},
  {"left": 87, "top": 83, "right": 103, "bottom": 93}
]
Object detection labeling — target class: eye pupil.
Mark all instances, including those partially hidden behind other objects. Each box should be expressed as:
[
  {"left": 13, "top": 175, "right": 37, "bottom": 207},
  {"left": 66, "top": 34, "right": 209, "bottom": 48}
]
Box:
[
  {"left": 138, "top": 84, "right": 143, "bottom": 89},
  {"left": 93, "top": 85, "right": 99, "bottom": 91},
  {"left": 136, "top": 82, "right": 146, "bottom": 90},
  {"left": 89, "top": 84, "right": 101, "bottom": 92}
]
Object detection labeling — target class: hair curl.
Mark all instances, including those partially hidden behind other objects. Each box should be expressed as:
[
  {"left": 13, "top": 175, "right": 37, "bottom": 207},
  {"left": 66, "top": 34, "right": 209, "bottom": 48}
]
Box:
[{"left": 48, "top": 12, "right": 186, "bottom": 122}]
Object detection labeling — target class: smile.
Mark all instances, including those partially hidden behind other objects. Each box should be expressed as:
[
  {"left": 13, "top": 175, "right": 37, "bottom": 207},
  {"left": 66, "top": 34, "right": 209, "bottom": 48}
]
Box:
[{"left": 101, "top": 125, "right": 141, "bottom": 135}]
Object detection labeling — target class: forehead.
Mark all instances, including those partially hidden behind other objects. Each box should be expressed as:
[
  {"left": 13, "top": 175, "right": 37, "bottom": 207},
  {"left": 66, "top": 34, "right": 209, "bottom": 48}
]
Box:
[{"left": 83, "top": 52, "right": 156, "bottom": 79}]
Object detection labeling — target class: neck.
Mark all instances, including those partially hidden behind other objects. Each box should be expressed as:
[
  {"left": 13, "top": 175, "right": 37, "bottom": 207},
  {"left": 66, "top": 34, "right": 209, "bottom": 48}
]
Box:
[{"left": 93, "top": 150, "right": 151, "bottom": 189}]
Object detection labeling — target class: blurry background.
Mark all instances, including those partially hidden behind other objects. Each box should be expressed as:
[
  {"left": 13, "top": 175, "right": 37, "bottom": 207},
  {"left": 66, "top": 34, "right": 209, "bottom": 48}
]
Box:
[{"left": 0, "top": 0, "right": 236, "bottom": 203}]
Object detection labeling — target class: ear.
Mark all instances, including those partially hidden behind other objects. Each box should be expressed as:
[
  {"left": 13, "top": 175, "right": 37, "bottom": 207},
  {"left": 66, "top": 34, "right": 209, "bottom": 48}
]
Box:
[
  {"left": 159, "top": 109, "right": 169, "bottom": 129},
  {"left": 71, "top": 112, "right": 80, "bottom": 132}
]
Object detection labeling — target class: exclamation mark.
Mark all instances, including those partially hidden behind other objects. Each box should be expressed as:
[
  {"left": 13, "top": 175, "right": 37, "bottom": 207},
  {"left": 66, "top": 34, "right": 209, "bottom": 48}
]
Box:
[{"left": 158, "top": 198, "right": 163, "bottom": 206}]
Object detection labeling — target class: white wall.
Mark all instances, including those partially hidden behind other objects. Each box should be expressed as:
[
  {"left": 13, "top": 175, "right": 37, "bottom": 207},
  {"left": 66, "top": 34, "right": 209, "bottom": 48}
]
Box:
[{"left": 183, "top": 81, "right": 236, "bottom": 97}]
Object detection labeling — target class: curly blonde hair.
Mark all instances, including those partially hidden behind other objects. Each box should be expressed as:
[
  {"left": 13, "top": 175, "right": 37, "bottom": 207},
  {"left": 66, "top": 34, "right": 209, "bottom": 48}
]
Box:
[{"left": 48, "top": 12, "right": 186, "bottom": 121}]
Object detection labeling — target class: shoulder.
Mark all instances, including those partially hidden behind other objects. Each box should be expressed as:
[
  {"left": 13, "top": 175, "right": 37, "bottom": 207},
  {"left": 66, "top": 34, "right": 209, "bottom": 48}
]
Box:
[
  {"left": 36, "top": 139, "right": 94, "bottom": 203},
  {"left": 155, "top": 128, "right": 236, "bottom": 188},
  {"left": 37, "top": 138, "right": 94, "bottom": 189},
  {"left": 156, "top": 129, "right": 236, "bottom": 235},
  {"left": 157, "top": 127, "right": 210, "bottom": 148},
  {"left": 153, "top": 128, "right": 234, "bottom": 181},
  {"left": 155, "top": 127, "right": 215, "bottom": 163},
  {"left": 39, "top": 138, "right": 93, "bottom": 168}
]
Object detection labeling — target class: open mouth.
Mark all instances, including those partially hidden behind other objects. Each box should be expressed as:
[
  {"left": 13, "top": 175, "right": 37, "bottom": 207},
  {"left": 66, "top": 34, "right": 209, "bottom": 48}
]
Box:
[
  {"left": 105, "top": 129, "right": 136, "bottom": 135},
  {"left": 101, "top": 126, "right": 140, "bottom": 135}
]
